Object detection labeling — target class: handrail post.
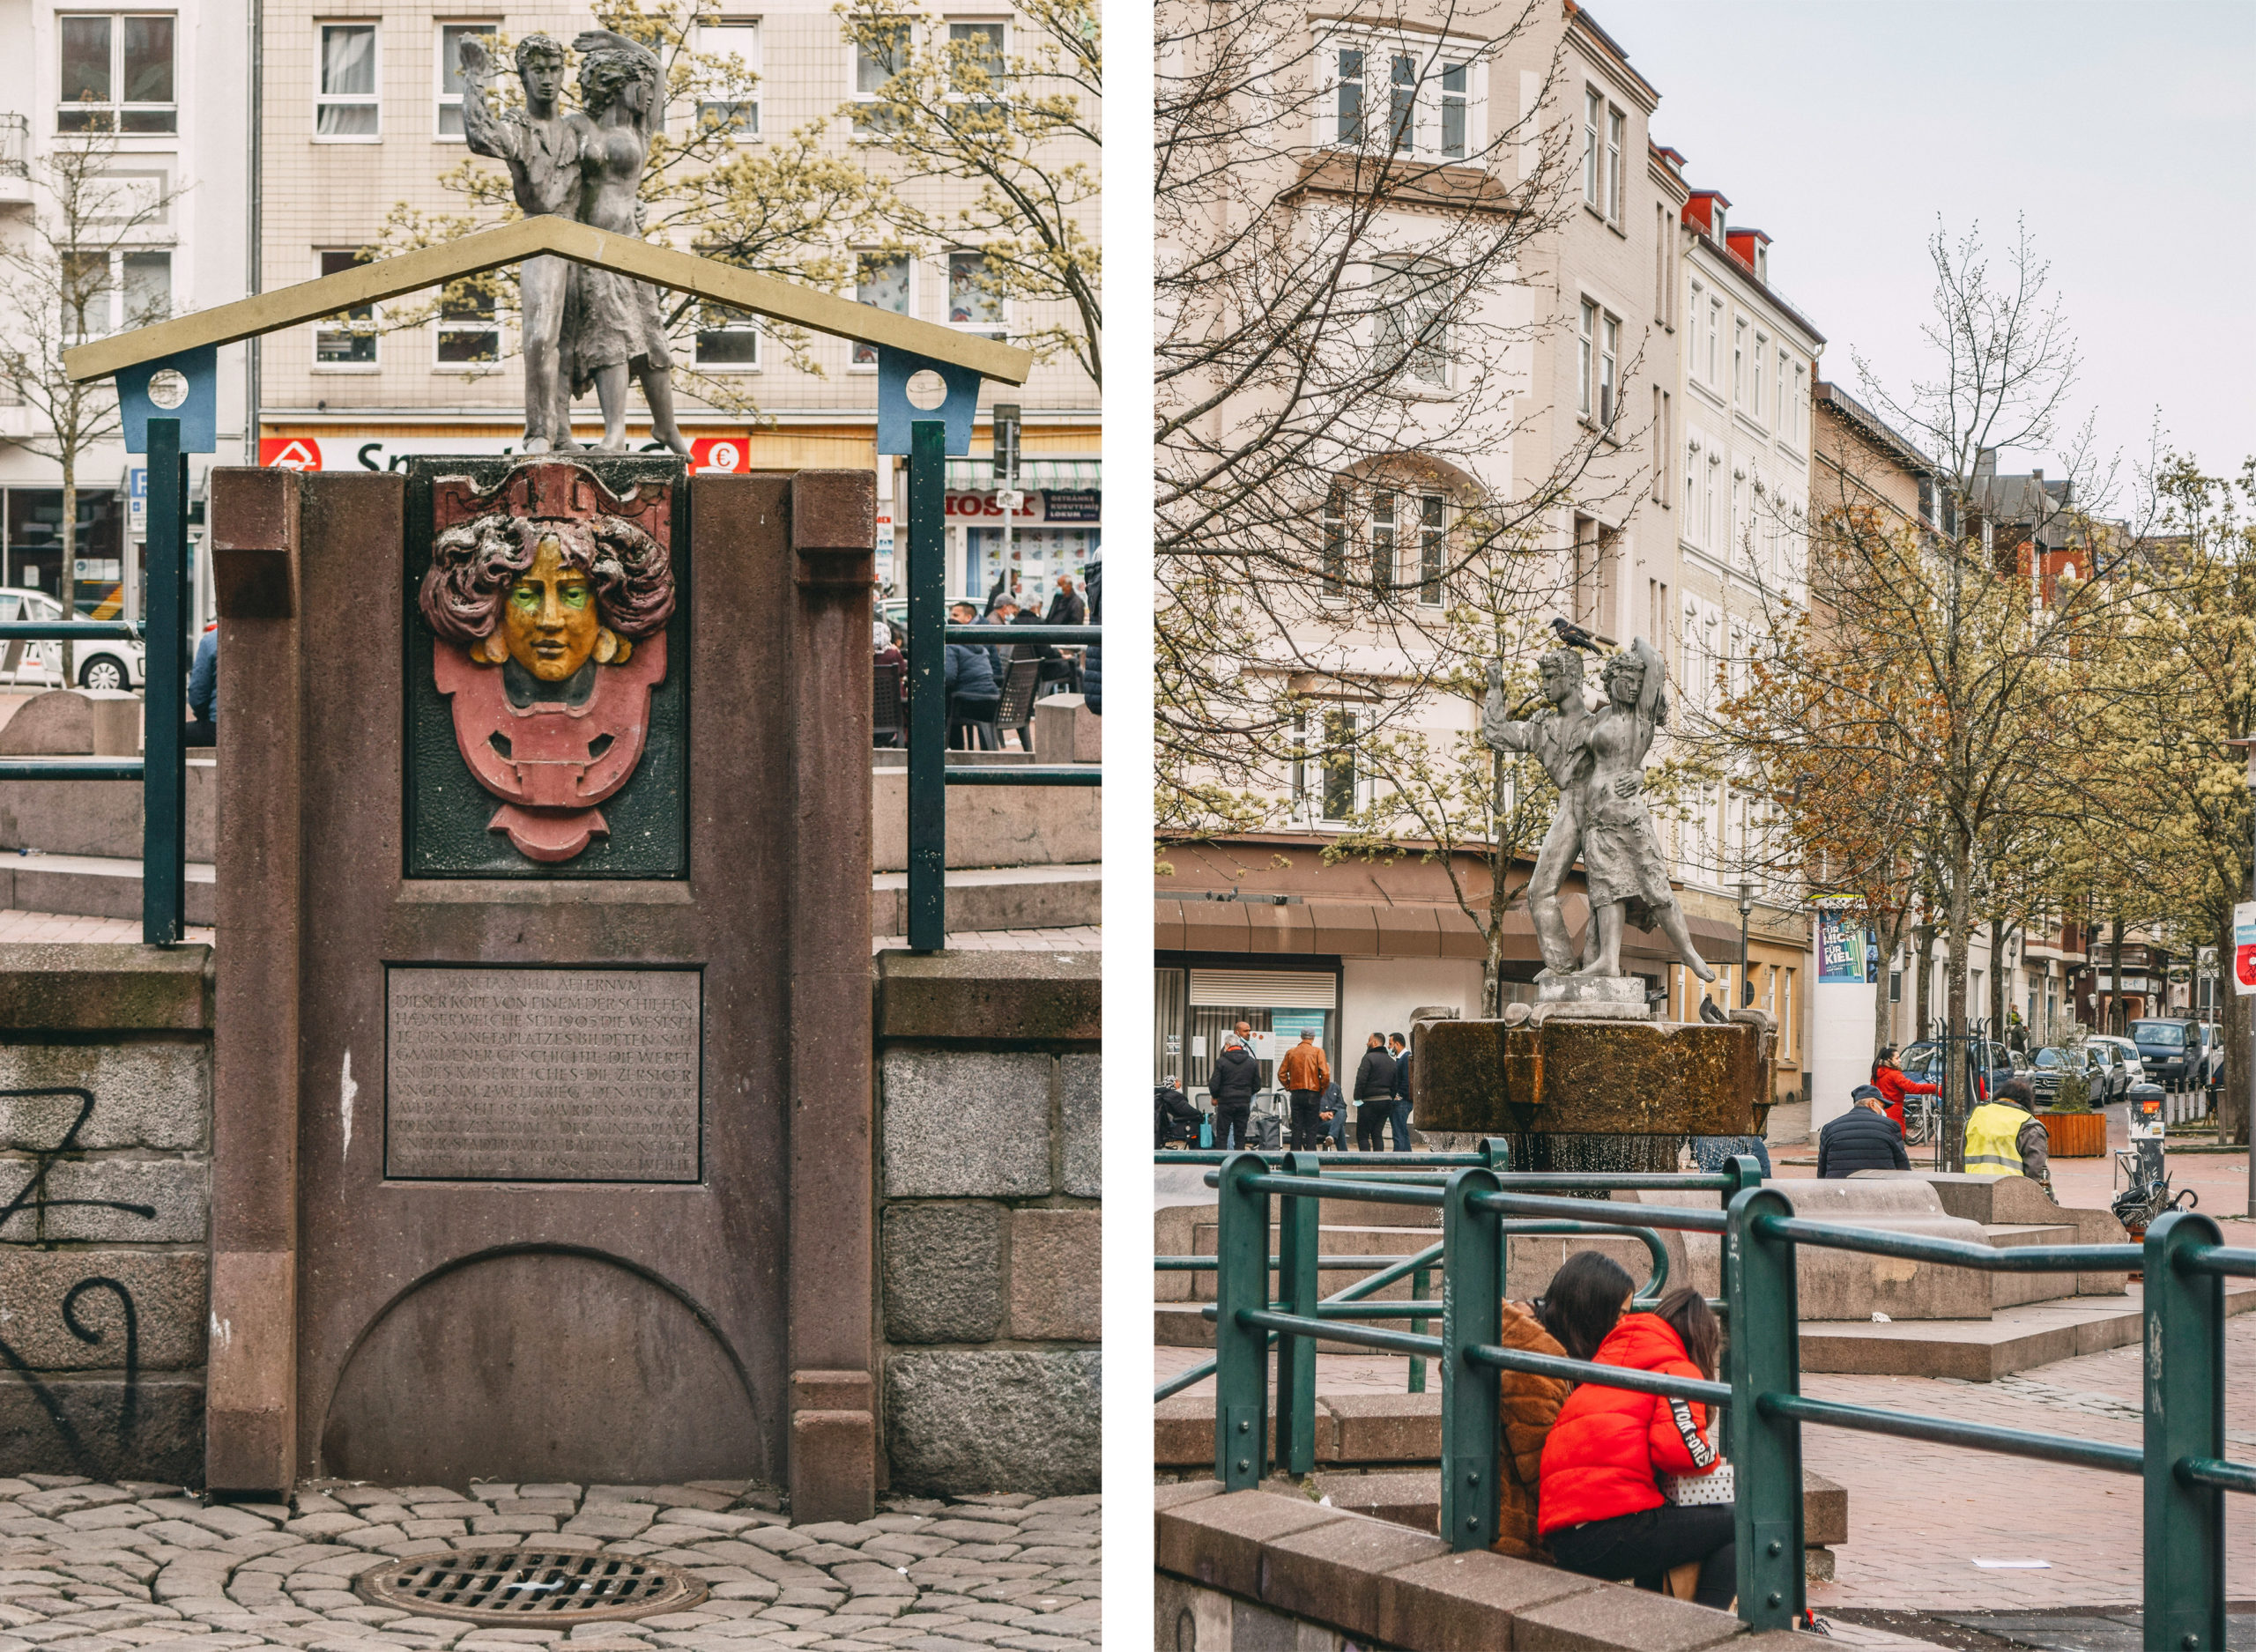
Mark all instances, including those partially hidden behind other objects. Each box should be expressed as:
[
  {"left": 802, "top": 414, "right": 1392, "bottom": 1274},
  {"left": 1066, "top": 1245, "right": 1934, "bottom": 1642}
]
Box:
[
  {"left": 2142, "top": 1209, "right": 2225, "bottom": 1650},
  {"left": 1439, "top": 1167, "right": 1502, "bottom": 1552},
  {"left": 1407, "top": 1263, "right": 1429, "bottom": 1393},
  {"left": 1275, "top": 1152, "right": 1322, "bottom": 1477},
  {"left": 1726, "top": 1188, "right": 1802, "bottom": 1628},
  {"left": 1481, "top": 1137, "right": 1512, "bottom": 1174},
  {"left": 1213, "top": 1151, "right": 1272, "bottom": 1491},
  {"left": 904, "top": 419, "right": 946, "bottom": 952},
  {"left": 142, "top": 416, "right": 186, "bottom": 945}
]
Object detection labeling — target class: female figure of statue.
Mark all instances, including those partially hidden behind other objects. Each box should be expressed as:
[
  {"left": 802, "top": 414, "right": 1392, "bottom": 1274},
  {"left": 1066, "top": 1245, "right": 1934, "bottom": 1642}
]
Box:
[
  {"left": 564, "top": 32, "right": 691, "bottom": 456},
  {"left": 1574, "top": 637, "right": 1718, "bottom": 984}
]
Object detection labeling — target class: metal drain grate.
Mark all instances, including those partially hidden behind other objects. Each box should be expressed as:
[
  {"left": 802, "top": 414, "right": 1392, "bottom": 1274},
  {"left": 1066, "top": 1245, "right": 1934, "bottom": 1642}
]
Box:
[{"left": 355, "top": 1549, "right": 709, "bottom": 1625}]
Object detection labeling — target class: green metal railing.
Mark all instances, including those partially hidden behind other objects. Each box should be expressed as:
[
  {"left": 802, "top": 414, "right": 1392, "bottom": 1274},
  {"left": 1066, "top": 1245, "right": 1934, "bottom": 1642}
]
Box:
[
  {"left": 902, "top": 420, "right": 1100, "bottom": 950},
  {"left": 0, "top": 418, "right": 189, "bottom": 944},
  {"left": 1191, "top": 1146, "right": 2253, "bottom": 1643}
]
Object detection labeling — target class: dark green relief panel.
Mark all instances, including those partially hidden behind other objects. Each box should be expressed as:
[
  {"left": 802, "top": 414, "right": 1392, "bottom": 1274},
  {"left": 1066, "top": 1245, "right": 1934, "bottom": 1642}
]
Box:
[{"left": 402, "top": 456, "right": 690, "bottom": 878}]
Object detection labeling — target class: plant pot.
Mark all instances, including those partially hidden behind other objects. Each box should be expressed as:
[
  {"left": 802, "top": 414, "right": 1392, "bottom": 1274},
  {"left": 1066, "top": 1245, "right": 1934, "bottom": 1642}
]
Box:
[{"left": 2038, "top": 1109, "right": 2106, "bottom": 1158}]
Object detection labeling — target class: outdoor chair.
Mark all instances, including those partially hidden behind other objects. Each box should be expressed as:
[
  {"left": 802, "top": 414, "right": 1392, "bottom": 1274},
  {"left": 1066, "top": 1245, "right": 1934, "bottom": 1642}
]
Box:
[
  {"left": 996, "top": 657, "right": 1042, "bottom": 753},
  {"left": 947, "top": 693, "right": 1002, "bottom": 750},
  {"left": 872, "top": 659, "right": 903, "bottom": 746}
]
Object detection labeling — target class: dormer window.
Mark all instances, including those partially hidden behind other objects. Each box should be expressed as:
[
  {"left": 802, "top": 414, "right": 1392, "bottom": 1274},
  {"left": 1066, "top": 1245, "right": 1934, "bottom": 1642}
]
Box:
[{"left": 1755, "top": 245, "right": 1767, "bottom": 281}]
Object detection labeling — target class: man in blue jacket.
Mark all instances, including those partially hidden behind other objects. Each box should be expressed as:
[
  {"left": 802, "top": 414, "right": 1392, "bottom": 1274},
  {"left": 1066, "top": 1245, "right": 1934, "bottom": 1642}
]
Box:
[
  {"left": 185, "top": 625, "right": 218, "bottom": 747},
  {"left": 1386, "top": 1032, "right": 1413, "bottom": 1152},
  {"left": 1817, "top": 1085, "right": 1911, "bottom": 1179}
]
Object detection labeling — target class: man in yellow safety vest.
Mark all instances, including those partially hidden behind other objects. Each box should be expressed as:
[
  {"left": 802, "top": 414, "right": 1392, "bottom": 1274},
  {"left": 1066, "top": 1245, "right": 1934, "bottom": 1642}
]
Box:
[{"left": 1964, "top": 1077, "right": 2051, "bottom": 1194}]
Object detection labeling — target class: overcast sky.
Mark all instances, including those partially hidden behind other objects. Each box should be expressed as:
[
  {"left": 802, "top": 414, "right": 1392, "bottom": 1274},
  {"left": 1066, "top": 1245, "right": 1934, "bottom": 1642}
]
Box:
[{"left": 1592, "top": 0, "right": 2255, "bottom": 500}]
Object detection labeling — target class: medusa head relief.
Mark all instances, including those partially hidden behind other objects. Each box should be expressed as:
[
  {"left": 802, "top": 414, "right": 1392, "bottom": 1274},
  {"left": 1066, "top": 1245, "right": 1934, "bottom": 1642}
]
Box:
[{"left": 418, "top": 463, "right": 676, "bottom": 864}]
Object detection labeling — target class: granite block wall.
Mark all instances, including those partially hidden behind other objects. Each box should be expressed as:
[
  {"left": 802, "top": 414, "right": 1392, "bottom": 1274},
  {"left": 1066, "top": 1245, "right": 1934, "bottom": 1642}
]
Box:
[
  {"left": 874, "top": 952, "right": 1101, "bottom": 1497},
  {"left": 0, "top": 945, "right": 214, "bottom": 1485}
]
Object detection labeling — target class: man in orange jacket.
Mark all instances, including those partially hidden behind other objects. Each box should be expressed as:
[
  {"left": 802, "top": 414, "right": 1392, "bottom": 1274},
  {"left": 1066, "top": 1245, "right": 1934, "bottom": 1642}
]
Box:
[{"left": 1277, "top": 1028, "right": 1333, "bottom": 1151}]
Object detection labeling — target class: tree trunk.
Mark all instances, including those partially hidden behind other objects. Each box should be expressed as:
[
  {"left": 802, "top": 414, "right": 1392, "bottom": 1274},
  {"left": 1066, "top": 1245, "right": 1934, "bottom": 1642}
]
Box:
[
  {"left": 1943, "top": 848, "right": 1974, "bottom": 1174},
  {"left": 2218, "top": 904, "right": 2249, "bottom": 1148},
  {"left": 1875, "top": 905, "right": 1910, "bottom": 1057},
  {"left": 1987, "top": 915, "right": 2007, "bottom": 1034},
  {"left": 59, "top": 456, "right": 77, "bottom": 685},
  {"left": 1913, "top": 917, "right": 1933, "bottom": 1043}
]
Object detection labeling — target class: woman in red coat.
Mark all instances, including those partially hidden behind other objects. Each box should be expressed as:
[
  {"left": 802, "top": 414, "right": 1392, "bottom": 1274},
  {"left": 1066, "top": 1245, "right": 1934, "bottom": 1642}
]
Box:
[
  {"left": 1871, "top": 1046, "right": 1940, "bottom": 1130},
  {"left": 1538, "top": 1287, "right": 1733, "bottom": 1608}
]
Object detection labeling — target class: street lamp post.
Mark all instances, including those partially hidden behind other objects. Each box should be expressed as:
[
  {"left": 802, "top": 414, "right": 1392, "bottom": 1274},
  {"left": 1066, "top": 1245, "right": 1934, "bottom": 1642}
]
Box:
[
  {"left": 1736, "top": 880, "right": 1756, "bottom": 1009},
  {"left": 2226, "top": 735, "right": 2256, "bottom": 1219}
]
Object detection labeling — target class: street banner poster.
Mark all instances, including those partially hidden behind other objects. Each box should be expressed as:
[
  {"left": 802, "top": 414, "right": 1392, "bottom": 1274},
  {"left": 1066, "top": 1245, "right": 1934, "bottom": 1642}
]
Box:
[
  {"left": 1817, "top": 907, "right": 1877, "bottom": 984},
  {"left": 2235, "top": 902, "right": 2256, "bottom": 994}
]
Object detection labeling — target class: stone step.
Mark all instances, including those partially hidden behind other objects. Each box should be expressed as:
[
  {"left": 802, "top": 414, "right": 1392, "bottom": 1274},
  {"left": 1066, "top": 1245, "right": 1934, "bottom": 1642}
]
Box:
[
  {"left": 0, "top": 851, "right": 1099, "bottom": 937},
  {"left": 1982, "top": 1223, "right": 2084, "bottom": 1309},
  {"left": 1799, "top": 1277, "right": 2256, "bottom": 1381}
]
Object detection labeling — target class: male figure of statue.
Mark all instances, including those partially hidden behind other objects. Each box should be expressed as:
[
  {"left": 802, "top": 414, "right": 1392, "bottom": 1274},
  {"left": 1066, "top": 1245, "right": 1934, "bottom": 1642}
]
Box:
[
  {"left": 1480, "top": 648, "right": 1597, "bottom": 977},
  {"left": 458, "top": 33, "right": 586, "bottom": 452}
]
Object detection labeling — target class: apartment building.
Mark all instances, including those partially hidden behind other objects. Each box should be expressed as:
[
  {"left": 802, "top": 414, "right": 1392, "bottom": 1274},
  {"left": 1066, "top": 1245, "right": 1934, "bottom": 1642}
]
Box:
[
  {"left": 252, "top": 0, "right": 1101, "bottom": 605},
  {"left": 0, "top": 0, "right": 249, "bottom": 626},
  {"left": 1154, "top": 3, "right": 1721, "bottom": 1095}
]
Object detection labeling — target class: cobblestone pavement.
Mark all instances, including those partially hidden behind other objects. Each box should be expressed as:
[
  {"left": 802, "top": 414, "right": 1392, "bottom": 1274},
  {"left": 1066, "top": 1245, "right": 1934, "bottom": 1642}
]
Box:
[{"left": 0, "top": 1478, "right": 1100, "bottom": 1652}]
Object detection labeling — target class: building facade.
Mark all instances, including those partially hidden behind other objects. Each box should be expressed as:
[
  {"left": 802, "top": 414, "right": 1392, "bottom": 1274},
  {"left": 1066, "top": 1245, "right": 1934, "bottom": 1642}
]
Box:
[
  {"left": 0, "top": 0, "right": 250, "bottom": 631},
  {"left": 250, "top": 0, "right": 1100, "bottom": 606}
]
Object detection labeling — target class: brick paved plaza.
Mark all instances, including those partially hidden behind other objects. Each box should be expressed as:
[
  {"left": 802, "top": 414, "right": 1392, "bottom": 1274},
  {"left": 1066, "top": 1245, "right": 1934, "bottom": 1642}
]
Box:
[{"left": 0, "top": 1480, "right": 1100, "bottom": 1652}]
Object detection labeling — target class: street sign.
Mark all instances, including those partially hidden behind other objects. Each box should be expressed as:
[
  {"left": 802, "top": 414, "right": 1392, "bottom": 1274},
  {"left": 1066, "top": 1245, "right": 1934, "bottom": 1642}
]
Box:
[
  {"left": 993, "top": 402, "right": 1020, "bottom": 484},
  {"left": 690, "top": 435, "right": 749, "bottom": 473},
  {"left": 997, "top": 488, "right": 1025, "bottom": 510},
  {"left": 127, "top": 465, "right": 147, "bottom": 531},
  {"left": 2235, "top": 902, "right": 2256, "bottom": 995}
]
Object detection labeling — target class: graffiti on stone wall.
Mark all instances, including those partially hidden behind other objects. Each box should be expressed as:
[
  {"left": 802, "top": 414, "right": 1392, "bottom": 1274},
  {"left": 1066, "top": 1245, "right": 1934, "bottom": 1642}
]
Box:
[{"left": 0, "top": 1087, "right": 154, "bottom": 1478}]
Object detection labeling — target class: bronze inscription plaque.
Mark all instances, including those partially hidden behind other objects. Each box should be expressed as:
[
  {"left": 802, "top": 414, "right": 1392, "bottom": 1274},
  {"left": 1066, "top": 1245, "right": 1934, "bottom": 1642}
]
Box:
[{"left": 384, "top": 967, "right": 701, "bottom": 1182}]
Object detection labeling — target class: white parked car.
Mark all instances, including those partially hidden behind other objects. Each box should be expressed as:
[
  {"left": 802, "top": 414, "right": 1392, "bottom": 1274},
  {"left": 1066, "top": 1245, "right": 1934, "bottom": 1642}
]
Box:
[
  {"left": 2087, "top": 1034, "right": 2147, "bottom": 1085},
  {"left": 0, "top": 589, "right": 145, "bottom": 692}
]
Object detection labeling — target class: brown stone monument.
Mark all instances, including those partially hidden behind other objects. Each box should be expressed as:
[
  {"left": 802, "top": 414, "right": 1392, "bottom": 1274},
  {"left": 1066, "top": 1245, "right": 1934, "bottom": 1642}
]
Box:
[{"left": 204, "top": 456, "right": 878, "bottom": 1515}]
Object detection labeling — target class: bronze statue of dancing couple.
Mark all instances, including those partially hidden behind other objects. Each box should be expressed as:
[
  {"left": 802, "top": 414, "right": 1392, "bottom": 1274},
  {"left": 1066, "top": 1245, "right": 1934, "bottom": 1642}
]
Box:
[
  {"left": 1482, "top": 635, "right": 1718, "bottom": 994},
  {"left": 456, "top": 30, "right": 692, "bottom": 456}
]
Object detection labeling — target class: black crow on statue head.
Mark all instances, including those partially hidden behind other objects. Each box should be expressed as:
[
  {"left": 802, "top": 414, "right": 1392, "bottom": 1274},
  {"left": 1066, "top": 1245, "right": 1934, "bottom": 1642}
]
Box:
[{"left": 1549, "top": 615, "right": 1603, "bottom": 653}]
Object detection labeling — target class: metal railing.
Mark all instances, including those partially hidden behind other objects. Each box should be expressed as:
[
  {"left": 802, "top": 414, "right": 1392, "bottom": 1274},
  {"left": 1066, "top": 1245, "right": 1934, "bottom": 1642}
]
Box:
[
  {"left": 1190, "top": 1145, "right": 2253, "bottom": 1641},
  {"left": 0, "top": 419, "right": 188, "bottom": 943},
  {"left": 902, "top": 421, "right": 1099, "bottom": 949},
  {"left": 0, "top": 114, "right": 27, "bottom": 178}
]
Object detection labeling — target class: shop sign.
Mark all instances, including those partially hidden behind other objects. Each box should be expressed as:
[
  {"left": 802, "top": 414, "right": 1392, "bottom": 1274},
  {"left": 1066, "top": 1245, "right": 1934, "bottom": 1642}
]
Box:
[
  {"left": 1043, "top": 489, "right": 1101, "bottom": 522},
  {"left": 946, "top": 489, "right": 1044, "bottom": 522},
  {"left": 258, "top": 435, "right": 684, "bottom": 472},
  {"left": 690, "top": 435, "right": 752, "bottom": 473}
]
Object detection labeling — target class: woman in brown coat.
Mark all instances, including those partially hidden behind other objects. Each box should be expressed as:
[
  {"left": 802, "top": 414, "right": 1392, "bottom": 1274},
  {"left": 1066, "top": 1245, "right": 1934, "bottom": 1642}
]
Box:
[{"left": 1492, "top": 1250, "right": 1634, "bottom": 1559}]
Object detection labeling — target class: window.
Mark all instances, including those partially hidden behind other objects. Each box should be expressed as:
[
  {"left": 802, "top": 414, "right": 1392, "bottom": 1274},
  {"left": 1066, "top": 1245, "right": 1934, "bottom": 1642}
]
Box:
[
  {"left": 314, "top": 248, "right": 375, "bottom": 366},
  {"left": 1370, "top": 490, "right": 1397, "bottom": 591},
  {"left": 695, "top": 19, "right": 760, "bottom": 137},
  {"left": 852, "top": 22, "right": 905, "bottom": 136},
  {"left": 1682, "top": 440, "right": 1696, "bottom": 525},
  {"left": 1418, "top": 495, "right": 1444, "bottom": 604},
  {"left": 1599, "top": 312, "right": 1618, "bottom": 428},
  {"left": 1655, "top": 205, "right": 1668, "bottom": 321},
  {"left": 1605, "top": 106, "right": 1623, "bottom": 222},
  {"left": 947, "top": 250, "right": 1004, "bottom": 337},
  {"left": 1752, "top": 331, "right": 1767, "bottom": 419},
  {"left": 1793, "top": 364, "right": 1806, "bottom": 442},
  {"left": 434, "top": 24, "right": 493, "bottom": 138},
  {"left": 1388, "top": 53, "right": 1415, "bottom": 151},
  {"left": 1775, "top": 350, "right": 1787, "bottom": 438},
  {"left": 434, "top": 277, "right": 497, "bottom": 366},
  {"left": 1646, "top": 578, "right": 1669, "bottom": 663},
  {"left": 63, "top": 248, "right": 167, "bottom": 337},
  {"left": 1321, "top": 709, "right": 1360, "bottom": 823},
  {"left": 850, "top": 250, "right": 909, "bottom": 367},
  {"left": 693, "top": 298, "right": 759, "bottom": 367},
  {"left": 1439, "top": 63, "right": 1466, "bottom": 159},
  {"left": 1582, "top": 87, "right": 1600, "bottom": 207},
  {"left": 1703, "top": 452, "right": 1717, "bottom": 546},
  {"left": 1336, "top": 48, "right": 1364, "bottom": 145},
  {"left": 947, "top": 20, "right": 1006, "bottom": 106},
  {"left": 315, "top": 23, "right": 378, "bottom": 138},
  {"left": 1375, "top": 258, "right": 1447, "bottom": 387},
  {"left": 1577, "top": 298, "right": 1595, "bottom": 417},
  {"left": 1322, "top": 484, "right": 1348, "bottom": 595},
  {"left": 1652, "top": 389, "right": 1669, "bottom": 504},
  {"left": 56, "top": 14, "right": 175, "bottom": 133},
  {"left": 1733, "top": 318, "right": 1746, "bottom": 407},
  {"left": 1706, "top": 295, "right": 1720, "bottom": 385}
]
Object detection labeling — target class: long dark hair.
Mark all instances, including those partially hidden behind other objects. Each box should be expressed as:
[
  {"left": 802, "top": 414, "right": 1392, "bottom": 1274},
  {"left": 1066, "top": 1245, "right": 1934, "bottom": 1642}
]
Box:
[
  {"left": 1533, "top": 1250, "right": 1632, "bottom": 1363},
  {"left": 1656, "top": 1286, "right": 1721, "bottom": 1381},
  {"left": 1871, "top": 1046, "right": 1898, "bottom": 1083}
]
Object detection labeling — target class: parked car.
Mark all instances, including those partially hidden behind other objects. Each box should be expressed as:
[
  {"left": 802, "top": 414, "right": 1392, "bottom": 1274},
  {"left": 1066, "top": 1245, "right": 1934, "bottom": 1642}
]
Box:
[
  {"left": 2127, "top": 1018, "right": 2203, "bottom": 1088},
  {"left": 2193, "top": 1022, "right": 2224, "bottom": 1086},
  {"left": 2089, "top": 1035, "right": 2147, "bottom": 1093},
  {"left": 1901, "top": 1038, "right": 2017, "bottom": 1101},
  {"left": 2030, "top": 1045, "right": 2111, "bottom": 1108},
  {"left": 0, "top": 589, "right": 145, "bottom": 692}
]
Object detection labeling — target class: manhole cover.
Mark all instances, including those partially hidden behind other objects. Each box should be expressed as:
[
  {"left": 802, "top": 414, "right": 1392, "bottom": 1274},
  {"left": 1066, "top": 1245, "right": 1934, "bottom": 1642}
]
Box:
[{"left": 355, "top": 1549, "right": 709, "bottom": 1624}]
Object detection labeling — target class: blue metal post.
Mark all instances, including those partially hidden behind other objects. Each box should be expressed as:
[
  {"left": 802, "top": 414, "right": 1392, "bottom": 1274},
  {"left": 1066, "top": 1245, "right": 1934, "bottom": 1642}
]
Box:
[
  {"left": 1727, "top": 1186, "right": 1802, "bottom": 1629},
  {"left": 1439, "top": 1166, "right": 1502, "bottom": 1551},
  {"left": 141, "top": 418, "right": 186, "bottom": 945},
  {"left": 1275, "top": 1152, "right": 1321, "bottom": 1476},
  {"left": 904, "top": 419, "right": 946, "bottom": 952},
  {"left": 2142, "top": 1210, "right": 2224, "bottom": 1650}
]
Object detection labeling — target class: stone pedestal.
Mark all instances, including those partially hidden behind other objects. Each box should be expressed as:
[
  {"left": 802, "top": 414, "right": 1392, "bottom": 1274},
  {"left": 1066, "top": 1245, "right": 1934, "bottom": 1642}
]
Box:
[
  {"left": 1032, "top": 693, "right": 1101, "bottom": 763},
  {"left": 1527, "top": 974, "right": 1654, "bottom": 1022}
]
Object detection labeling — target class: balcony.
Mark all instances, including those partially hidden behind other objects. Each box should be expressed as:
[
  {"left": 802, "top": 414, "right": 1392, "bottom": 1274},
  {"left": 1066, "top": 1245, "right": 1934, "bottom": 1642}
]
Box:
[
  {"left": 0, "top": 115, "right": 29, "bottom": 208},
  {"left": 0, "top": 381, "right": 31, "bottom": 441}
]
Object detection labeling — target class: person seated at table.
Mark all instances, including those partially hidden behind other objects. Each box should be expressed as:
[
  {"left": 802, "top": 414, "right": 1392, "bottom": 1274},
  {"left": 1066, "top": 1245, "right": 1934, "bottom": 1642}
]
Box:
[
  {"left": 1491, "top": 1250, "right": 1633, "bottom": 1560},
  {"left": 1539, "top": 1286, "right": 1733, "bottom": 1608},
  {"left": 942, "top": 601, "right": 998, "bottom": 746},
  {"left": 1154, "top": 1075, "right": 1199, "bottom": 1147}
]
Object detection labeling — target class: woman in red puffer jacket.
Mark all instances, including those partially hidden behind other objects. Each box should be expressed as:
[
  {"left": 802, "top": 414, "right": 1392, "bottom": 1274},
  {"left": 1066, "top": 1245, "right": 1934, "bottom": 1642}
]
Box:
[
  {"left": 1871, "top": 1046, "right": 1940, "bottom": 1130},
  {"left": 1538, "top": 1287, "right": 1733, "bottom": 1608}
]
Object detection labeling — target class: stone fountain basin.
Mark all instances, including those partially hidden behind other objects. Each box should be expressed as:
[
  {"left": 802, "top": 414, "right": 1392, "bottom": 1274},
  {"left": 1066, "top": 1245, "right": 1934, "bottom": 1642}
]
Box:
[{"left": 1409, "top": 1011, "right": 1775, "bottom": 1137}]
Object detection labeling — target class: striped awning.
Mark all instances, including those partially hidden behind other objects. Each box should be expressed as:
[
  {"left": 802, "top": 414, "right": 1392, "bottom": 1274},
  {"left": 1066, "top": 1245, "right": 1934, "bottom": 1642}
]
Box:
[{"left": 944, "top": 458, "right": 1101, "bottom": 491}]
